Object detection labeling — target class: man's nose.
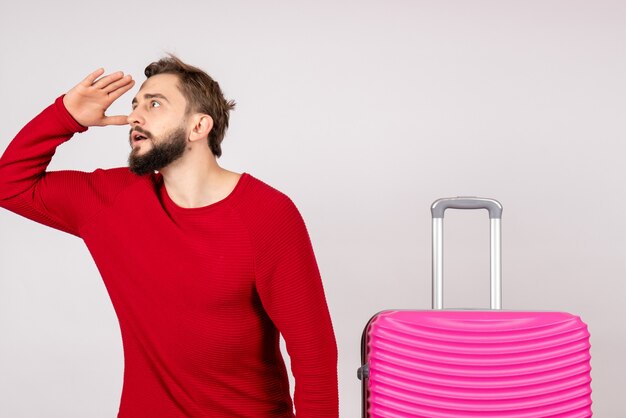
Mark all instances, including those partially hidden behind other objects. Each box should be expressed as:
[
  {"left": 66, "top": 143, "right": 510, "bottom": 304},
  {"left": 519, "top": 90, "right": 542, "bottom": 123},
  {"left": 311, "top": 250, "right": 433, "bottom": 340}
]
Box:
[{"left": 127, "top": 108, "right": 144, "bottom": 126}]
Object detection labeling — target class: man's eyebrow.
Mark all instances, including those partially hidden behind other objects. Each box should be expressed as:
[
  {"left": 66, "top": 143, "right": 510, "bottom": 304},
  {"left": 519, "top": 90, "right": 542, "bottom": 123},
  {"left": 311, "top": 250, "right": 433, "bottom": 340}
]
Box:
[{"left": 131, "top": 93, "right": 170, "bottom": 105}]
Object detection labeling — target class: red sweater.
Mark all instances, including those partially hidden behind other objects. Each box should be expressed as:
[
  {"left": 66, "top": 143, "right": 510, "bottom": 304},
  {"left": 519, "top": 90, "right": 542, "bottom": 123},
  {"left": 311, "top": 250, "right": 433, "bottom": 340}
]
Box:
[{"left": 0, "top": 97, "right": 338, "bottom": 417}]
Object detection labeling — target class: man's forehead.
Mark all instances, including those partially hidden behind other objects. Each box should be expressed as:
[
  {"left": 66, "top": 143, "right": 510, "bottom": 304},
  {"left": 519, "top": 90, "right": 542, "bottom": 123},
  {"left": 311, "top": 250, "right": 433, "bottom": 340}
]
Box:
[{"left": 134, "top": 73, "right": 182, "bottom": 101}]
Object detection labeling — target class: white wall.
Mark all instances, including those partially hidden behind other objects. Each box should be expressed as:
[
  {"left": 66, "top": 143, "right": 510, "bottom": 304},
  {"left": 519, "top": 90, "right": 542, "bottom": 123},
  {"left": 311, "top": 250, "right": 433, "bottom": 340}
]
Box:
[{"left": 1, "top": 1, "right": 624, "bottom": 416}]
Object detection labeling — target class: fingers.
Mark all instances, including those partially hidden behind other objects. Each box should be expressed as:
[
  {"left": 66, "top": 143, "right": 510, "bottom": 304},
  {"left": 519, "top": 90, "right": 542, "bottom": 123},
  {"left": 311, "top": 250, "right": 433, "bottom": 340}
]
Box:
[
  {"left": 80, "top": 68, "right": 105, "bottom": 86},
  {"left": 93, "top": 71, "right": 126, "bottom": 90},
  {"left": 103, "top": 74, "right": 134, "bottom": 94},
  {"left": 103, "top": 115, "right": 130, "bottom": 126},
  {"left": 107, "top": 78, "right": 136, "bottom": 102}
]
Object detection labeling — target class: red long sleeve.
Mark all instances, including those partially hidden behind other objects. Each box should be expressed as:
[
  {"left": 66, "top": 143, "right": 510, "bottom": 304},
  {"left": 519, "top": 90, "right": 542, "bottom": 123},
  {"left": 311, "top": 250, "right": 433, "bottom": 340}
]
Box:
[{"left": 0, "top": 98, "right": 338, "bottom": 417}]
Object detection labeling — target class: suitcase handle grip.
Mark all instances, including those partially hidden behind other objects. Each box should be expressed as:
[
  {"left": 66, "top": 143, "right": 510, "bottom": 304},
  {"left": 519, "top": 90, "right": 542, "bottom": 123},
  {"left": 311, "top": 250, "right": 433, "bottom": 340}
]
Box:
[
  {"left": 431, "top": 197, "right": 503, "bottom": 310},
  {"left": 431, "top": 197, "right": 503, "bottom": 219}
]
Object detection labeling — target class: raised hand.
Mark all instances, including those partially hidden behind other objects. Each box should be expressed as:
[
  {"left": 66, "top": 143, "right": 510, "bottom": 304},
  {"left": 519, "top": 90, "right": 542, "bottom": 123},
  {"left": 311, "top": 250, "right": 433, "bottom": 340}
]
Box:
[{"left": 63, "top": 69, "right": 135, "bottom": 127}]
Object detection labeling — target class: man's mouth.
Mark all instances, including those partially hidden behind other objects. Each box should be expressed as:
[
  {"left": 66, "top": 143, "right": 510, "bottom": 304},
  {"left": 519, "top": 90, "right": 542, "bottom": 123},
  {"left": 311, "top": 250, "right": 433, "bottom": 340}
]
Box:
[{"left": 130, "top": 130, "right": 151, "bottom": 145}]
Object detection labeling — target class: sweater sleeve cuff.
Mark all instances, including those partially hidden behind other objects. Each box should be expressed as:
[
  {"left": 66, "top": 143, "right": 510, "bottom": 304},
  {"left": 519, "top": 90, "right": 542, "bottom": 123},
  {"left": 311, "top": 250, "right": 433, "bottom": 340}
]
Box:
[{"left": 54, "top": 95, "right": 89, "bottom": 134}]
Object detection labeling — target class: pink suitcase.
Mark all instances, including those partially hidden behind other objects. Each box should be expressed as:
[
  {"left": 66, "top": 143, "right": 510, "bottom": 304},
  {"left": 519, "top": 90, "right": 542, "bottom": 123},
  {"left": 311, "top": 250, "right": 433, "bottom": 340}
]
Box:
[{"left": 358, "top": 197, "right": 592, "bottom": 417}]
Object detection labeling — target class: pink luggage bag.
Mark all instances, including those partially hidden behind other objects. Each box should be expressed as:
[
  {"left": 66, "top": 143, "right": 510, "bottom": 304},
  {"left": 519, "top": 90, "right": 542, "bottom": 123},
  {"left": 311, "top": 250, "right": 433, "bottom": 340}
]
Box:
[{"left": 358, "top": 197, "right": 592, "bottom": 417}]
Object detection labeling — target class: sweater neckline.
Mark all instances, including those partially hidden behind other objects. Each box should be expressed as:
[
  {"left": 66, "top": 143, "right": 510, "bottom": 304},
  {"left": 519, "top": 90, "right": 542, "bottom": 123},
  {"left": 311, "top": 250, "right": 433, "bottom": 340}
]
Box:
[{"left": 158, "top": 172, "right": 250, "bottom": 214}]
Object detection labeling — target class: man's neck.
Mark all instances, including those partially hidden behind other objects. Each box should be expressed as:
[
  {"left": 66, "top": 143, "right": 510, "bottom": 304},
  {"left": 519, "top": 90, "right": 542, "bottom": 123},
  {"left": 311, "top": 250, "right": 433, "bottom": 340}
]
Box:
[{"left": 159, "top": 154, "right": 241, "bottom": 209}]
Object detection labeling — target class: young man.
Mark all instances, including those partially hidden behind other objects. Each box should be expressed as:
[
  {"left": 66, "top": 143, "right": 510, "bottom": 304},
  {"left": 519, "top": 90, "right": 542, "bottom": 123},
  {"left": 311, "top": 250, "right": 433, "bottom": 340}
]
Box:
[{"left": 0, "top": 56, "right": 338, "bottom": 417}]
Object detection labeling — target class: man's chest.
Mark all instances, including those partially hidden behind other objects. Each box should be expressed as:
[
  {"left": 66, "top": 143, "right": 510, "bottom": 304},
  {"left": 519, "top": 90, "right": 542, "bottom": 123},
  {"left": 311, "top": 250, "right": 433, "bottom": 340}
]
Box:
[{"left": 81, "top": 204, "right": 258, "bottom": 313}]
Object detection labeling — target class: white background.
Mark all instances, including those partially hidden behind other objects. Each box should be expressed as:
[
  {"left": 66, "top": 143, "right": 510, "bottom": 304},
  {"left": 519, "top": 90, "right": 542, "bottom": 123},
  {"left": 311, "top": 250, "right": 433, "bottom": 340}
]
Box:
[{"left": 1, "top": 1, "right": 624, "bottom": 416}]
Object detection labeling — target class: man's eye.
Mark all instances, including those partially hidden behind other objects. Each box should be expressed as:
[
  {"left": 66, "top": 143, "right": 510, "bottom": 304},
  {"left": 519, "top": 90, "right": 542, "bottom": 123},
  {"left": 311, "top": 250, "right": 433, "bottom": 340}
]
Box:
[{"left": 151, "top": 101, "right": 161, "bottom": 108}]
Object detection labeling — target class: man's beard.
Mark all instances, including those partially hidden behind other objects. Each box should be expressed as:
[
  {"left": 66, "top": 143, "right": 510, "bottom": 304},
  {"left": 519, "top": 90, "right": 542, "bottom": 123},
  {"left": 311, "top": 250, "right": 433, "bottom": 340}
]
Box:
[{"left": 128, "top": 126, "right": 188, "bottom": 175}]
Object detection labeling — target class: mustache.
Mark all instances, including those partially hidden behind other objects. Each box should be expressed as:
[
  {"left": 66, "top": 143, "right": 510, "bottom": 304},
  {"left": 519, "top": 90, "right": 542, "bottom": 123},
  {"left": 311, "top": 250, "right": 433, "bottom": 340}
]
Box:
[{"left": 129, "top": 126, "right": 153, "bottom": 140}]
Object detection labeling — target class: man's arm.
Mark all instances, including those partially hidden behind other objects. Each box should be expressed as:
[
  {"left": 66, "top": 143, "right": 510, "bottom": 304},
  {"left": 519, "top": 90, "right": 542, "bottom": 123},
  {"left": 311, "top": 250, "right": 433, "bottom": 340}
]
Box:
[
  {"left": 0, "top": 70, "right": 134, "bottom": 235},
  {"left": 255, "top": 197, "right": 339, "bottom": 417}
]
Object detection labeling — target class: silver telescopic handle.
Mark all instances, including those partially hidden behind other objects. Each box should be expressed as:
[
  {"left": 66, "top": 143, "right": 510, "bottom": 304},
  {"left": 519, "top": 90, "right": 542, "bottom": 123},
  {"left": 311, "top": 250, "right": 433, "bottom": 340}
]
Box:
[{"left": 431, "top": 197, "right": 503, "bottom": 310}]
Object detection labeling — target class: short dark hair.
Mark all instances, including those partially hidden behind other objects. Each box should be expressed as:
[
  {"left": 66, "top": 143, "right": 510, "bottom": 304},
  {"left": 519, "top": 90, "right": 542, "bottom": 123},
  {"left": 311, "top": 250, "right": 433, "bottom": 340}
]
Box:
[{"left": 144, "top": 55, "right": 235, "bottom": 157}]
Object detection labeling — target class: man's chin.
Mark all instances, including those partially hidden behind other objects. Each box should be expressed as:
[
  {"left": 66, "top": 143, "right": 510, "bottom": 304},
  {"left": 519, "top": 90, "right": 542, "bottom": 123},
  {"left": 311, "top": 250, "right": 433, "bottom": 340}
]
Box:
[
  {"left": 128, "top": 164, "right": 155, "bottom": 176},
  {"left": 128, "top": 153, "right": 156, "bottom": 175}
]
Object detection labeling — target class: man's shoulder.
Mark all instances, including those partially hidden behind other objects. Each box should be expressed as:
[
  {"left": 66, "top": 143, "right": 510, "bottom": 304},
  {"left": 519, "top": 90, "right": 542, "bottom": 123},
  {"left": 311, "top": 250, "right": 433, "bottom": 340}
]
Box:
[
  {"left": 234, "top": 175, "right": 309, "bottom": 253},
  {"left": 240, "top": 174, "right": 297, "bottom": 212},
  {"left": 83, "top": 166, "right": 157, "bottom": 198},
  {"left": 231, "top": 174, "right": 304, "bottom": 233}
]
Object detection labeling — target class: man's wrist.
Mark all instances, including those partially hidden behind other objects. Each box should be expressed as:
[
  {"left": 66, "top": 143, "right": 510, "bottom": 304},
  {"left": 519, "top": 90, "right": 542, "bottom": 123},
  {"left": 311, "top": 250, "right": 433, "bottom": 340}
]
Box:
[{"left": 56, "top": 95, "right": 88, "bottom": 133}]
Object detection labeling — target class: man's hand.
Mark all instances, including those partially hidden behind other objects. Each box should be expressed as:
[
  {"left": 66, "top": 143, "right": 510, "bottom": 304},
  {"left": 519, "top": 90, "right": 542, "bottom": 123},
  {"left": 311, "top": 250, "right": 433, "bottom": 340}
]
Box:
[{"left": 63, "top": 69, "right": 135, "bottom": 127}]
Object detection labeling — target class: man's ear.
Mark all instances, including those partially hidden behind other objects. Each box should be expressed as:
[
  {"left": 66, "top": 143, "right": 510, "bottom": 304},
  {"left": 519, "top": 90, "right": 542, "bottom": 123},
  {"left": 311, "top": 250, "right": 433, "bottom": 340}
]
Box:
[{"left": 188, "top": 114, "right": 214, "bottom": 142}]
